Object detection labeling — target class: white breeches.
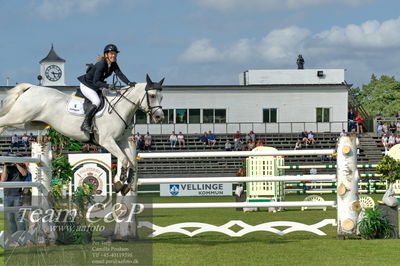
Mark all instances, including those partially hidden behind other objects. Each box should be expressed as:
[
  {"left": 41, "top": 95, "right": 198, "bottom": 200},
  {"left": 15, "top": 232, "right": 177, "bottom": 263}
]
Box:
[{"left": 80, "top": 83, "right": 101, "bottom": 107}]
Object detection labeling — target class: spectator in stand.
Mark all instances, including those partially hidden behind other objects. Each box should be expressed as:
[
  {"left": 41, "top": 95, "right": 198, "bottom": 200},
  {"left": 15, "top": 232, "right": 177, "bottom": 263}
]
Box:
[
  {"left": 355, "top": 113, "right": 363, "bottom": 134},
  {"left": 388, "top": 132, "right": 396, "bottom": 149},
  {"left": 144, "top": 132, "right": 152, "bottom": 151},
  {"left": 247, "top": 136, "right": 255, "bottom": 150},
  {"left": 340, "top": 129, "right": 347, "bottom": 137},
  {"left": 224, "top": 140, "right": 232, "bottom": 151},
  {"left": 381, "top": 134, "right": 388, "bottom": 152},
  {"left": 245, "top": 133, "right": 251, "bottom": 145},
  {"left": 301, "top": 131, "right": 309, "bottom": 146},
  {"left": 11, "top": 134, "right": 19, "bottom": 151},
  {"left": 382, "top": 122, "right": 388, "bottom": 135},
  {"left": 137, "top": 136, "right": 145, "bottom": 151},
  {"left": 308, "top": 131, "right": 316, "bottom": 145},
  {"left": 375, "top": 110, "right": 382, "bottom": 122},
  {"left": 348, "top": 108, "right": 356, "bottom": 132},
  {"left": 134, "top": 132, "right": 141, "bottom": 143},
  {"left": 377, "top": 122, "right": 383, "bottom": 137},
  {"left": 28, "top": 133, "right": 35, "bottom": 144},
  {"left": 396, "top": 120, "right": 400, "bottom": 134},
  {"left": 177, "top": 132, "right": 185, "bottom": 147},
  {"left": 256, "top": 139, "right": 264, "bottom": 147},
  {"left": 249, "top": 131, "right": 256, "bottom": 143},
  {"left": 294, "top": 140, "right": 302, "bottom": 150},
  {"left": 389, "top": 121, "right": 396, "bottom": 135},
  {"left": 21, "top": 134, "right": 29, "bottom": 152},
  {"left": 207, "top": 131, "right": 217, "bottom": 146},
  {"left": 233, "top": 131, "right": 241, "bottom": 151},
  {"left": 396, "top": 134, "right": 400, "bottom": 144},
  {"left": 169, "top": 131, "right": 177, "bottom": 147},
  {"left": 199, "top": 132, "right": 208, "bottom": 145}
]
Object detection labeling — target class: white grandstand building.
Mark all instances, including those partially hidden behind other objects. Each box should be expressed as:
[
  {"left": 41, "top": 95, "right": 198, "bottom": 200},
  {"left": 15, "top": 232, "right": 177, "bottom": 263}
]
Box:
[{"left": 0, "top": 46, "right": 349, "bottom": 134}]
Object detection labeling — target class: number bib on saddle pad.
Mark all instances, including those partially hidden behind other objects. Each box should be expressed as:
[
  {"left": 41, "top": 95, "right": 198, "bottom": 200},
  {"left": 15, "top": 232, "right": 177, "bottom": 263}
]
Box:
[{"left": 66, "top": 92, "right": 106, "bottom": 117}]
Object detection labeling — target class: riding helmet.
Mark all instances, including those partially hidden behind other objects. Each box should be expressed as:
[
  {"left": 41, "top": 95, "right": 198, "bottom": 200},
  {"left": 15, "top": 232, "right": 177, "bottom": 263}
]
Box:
[{"left": 103, "top": 44, "right": 120, "bottom": 54}]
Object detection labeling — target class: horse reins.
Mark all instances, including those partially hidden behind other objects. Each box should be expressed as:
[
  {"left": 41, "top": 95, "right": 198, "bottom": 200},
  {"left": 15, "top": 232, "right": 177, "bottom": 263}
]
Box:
[{"left": 104, "top": 84, "right": 162, "bottom": 129}]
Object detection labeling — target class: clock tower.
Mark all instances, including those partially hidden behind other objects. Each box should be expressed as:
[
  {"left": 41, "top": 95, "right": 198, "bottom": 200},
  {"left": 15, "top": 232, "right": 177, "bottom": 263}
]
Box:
[{"left": 40, "top": 44, "right": 66, "bottom": 86}]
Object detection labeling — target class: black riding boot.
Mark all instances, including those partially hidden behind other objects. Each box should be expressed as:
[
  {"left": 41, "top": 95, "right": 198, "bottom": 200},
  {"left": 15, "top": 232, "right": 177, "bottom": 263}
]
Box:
[{"left": 81, "top": 103, "right": 97, "bottom": 134}]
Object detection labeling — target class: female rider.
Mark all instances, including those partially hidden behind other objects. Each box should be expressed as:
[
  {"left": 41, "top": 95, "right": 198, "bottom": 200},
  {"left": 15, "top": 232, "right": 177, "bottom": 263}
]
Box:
[{"left": 77, "top": 44, "right": 136, "bottom": 133}]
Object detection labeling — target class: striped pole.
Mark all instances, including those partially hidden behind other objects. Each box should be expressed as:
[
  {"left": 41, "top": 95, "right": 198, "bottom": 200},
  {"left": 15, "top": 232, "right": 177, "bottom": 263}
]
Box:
[
  {"left": 142, "top": 201, "right": 336, "bottom": 209},
  {"left": 360, "top": 173, "right": 382, "bottom": 177}
]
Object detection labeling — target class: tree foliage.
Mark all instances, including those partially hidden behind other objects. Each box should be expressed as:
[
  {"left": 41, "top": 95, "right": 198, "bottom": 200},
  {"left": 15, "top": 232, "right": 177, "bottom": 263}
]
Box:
[
  {"left": 376, "top": 155, "right": 400, "bottom": 183},
  {"left": 350, "top": 74, "right": 400, "bottom": 118}
]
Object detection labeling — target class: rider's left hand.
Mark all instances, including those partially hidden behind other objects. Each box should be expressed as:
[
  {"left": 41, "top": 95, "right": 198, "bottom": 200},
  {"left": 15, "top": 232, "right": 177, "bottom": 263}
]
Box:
[{"left": 128, "top": 82, "right": 137, "bottom": 87}]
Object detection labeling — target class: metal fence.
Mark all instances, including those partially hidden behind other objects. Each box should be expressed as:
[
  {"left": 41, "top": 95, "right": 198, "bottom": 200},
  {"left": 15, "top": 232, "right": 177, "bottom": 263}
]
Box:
[{"left": 132, "top": 121, "right": 348, "bottom": 135}]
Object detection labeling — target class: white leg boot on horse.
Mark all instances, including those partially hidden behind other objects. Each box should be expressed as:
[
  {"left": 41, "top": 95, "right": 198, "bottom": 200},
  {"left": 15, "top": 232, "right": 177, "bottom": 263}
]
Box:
[{"left": 113, "top": 131, "right": 138, "bottom": 196}]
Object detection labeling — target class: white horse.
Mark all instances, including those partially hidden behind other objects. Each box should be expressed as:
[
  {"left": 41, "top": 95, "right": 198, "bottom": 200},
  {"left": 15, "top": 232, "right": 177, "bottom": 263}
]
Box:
[{"left": 0, "top": 74, "right": 164, "bottom": 193}]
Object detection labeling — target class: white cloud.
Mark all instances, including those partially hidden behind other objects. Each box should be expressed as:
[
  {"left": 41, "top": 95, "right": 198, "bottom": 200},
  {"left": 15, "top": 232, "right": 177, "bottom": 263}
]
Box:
[
  {"left": 258, "top": 26, "right": 311, "bottom": 63},
  {"left": 180, "top": 39, "right": 223, "bottom": 63},
  {"left": 316, "top": 17, "right": 400, "bottom": 48},
  {"left": 194, "top": 0, "right": 373, "bottom": 12},
  {"left": 181, "top": 17, "right": 400, "bottom": 66},
  {"left": 35, "top": 0, "right": 112, "bottom": 20}
]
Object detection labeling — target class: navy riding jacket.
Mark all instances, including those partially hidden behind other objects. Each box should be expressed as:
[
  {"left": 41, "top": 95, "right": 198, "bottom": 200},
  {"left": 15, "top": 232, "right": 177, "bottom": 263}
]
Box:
[{"left": 77, "top": 59, "right": 130, "bottom": 91}]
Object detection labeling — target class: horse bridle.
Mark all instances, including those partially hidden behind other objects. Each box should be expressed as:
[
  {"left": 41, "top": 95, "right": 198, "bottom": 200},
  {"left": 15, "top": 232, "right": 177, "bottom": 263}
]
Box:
[{"left": 105, "top": 84, "right": 162, "bottom": 129}]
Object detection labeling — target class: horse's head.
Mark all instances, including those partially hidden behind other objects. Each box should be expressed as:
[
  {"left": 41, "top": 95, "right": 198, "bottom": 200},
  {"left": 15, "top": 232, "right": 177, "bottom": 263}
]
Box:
[{"left": 139, "top": 74, "right": 164, "bottom": 123}]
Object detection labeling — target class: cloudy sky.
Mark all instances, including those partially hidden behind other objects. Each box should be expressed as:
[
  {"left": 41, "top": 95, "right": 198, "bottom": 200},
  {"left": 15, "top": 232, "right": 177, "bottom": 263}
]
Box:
[{"left": 1, "top": 0, "right": 400, "bottom": 87}]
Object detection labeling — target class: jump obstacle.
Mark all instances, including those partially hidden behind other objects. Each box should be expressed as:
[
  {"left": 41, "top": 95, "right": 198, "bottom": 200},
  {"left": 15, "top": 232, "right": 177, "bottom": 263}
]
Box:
[
  {"left": 0, "top": 142, "right": 55, "bottom": 248},
  {"left": 0, "top": 137, "right": 394, "bottom": 243},
  {"left": 128, "top": 136, "right": 364, "bottom": 238}
]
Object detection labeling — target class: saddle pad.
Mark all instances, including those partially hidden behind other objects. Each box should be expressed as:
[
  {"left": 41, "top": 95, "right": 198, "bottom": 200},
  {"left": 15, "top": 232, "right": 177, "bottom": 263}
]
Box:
[{"left": 66, "top": 98, "right": 106, "bottom": 117}]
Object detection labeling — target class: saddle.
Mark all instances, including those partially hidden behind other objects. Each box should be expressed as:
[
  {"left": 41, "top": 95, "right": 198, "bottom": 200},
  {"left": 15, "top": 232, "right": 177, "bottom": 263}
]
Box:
[{"left": 67, "top": 89, "right": 106, "bottom": 116}]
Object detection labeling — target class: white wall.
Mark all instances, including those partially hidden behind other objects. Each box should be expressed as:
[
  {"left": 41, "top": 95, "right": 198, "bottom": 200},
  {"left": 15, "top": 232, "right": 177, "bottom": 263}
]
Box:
[
  {"left": 162, "top": 85, "right": 348, "bottom": 123},
  {"left": 240, "top": 69, "right": 345, "bottom": 85}
]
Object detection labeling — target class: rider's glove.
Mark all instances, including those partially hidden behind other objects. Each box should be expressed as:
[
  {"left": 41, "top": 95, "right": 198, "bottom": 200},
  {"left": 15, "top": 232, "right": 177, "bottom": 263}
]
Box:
[{"left": 128, "top": 82, "right": 137, "bottom": 87}]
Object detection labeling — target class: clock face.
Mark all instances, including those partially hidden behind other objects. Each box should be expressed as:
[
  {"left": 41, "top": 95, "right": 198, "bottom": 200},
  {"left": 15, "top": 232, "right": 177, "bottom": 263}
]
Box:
[{"left": 45, "top": 65, "right": 62, "bottom": 81}]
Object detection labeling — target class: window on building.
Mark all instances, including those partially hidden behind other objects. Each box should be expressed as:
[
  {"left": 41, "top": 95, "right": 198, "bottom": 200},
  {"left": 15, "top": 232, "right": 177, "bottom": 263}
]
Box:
[
  {"left": 176, "top": 109, "right": 187, "bottom": 123},
  {"left": 263, "top": 108, "right": 277, "bottom": 123},
  {"left": 214, "top": 109, "right": 226, "bottom": 123},
  {"left": 316, "top": 108, "right": 330, "bottom": 122},
  {"left": 135, "top": 109, "right": 147, "bottom": 124},
  {"left": 162, "top": 109, "right": 174, "bottom": 124},
  {"left": 189, "top": 109, "right": 200, "bottom": 123},
  {"left": 203, "top": 109, "right": 214, "bottom": 123}
]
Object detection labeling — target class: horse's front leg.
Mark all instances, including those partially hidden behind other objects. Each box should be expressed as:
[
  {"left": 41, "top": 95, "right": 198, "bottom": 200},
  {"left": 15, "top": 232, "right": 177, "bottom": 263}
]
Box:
[{"left": 116, "top": 133, "right": 138, "bottom": 196}]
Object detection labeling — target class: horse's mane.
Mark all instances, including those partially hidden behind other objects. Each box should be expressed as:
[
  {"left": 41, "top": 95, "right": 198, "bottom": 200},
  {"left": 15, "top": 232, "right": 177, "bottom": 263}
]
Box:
[{"left": 0, "top": 83, "right": 33, "bottom": 116}]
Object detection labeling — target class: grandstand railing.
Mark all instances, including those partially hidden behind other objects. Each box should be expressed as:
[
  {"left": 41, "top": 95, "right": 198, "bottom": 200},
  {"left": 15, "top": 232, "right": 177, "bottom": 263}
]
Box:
[{"left": 132, "top": 121, "right": 347, "bottom": 134}]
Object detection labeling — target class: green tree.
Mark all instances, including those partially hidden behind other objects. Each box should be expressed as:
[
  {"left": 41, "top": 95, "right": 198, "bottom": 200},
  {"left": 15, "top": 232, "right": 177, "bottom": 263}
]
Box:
[{"left": 351, "top": 74, "right": 400, "bottom": 118}]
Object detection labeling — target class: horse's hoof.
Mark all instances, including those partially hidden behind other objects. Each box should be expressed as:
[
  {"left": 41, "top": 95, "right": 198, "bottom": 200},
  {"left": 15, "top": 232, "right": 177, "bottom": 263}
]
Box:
[
  {"left": 121, "top": 184, "right": 131, "bottom": 196},
  {"left": 114, "top": 181, "right": 123, "bottom": 193}
]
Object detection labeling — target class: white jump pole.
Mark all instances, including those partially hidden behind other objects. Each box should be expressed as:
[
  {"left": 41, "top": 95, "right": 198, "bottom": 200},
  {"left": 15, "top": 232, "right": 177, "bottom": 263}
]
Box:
[
  {"left": 137, "top": 149, "right": 335, "bottom": 159},
  {"left": 336, "top": 136, "right": 360, "bottom": 239},
  {"left": 29, "top": 142, "right": 56, "bottom": 245},
  {"left": 0, "top": 156, "right": 41, "bottom": 164},
  {"left": 137, "top": 175, "right": 336, "bottom": 185},
  {"left": 143, "top": 201, "right": 336, "bottom": 209}
]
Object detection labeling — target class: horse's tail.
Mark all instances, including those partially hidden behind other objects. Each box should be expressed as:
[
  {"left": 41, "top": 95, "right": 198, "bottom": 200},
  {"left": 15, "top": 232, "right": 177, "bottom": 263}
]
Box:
[{"left": 0, "top": 83, "right": 33, "bottom": 116}]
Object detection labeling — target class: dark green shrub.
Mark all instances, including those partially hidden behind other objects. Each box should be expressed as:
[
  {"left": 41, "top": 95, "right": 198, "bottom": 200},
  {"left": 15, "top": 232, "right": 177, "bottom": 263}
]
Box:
[{"left": 358, "top": 208, "right": 392, "bottom": 239}]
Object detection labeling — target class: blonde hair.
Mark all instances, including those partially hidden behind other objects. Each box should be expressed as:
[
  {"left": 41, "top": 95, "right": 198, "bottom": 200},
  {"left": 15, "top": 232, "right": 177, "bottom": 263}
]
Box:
[{"left": 97, "top": 55, "right": 105, "bottom": 61}]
